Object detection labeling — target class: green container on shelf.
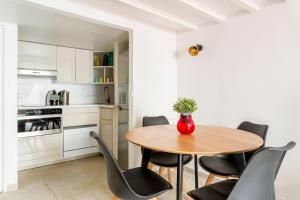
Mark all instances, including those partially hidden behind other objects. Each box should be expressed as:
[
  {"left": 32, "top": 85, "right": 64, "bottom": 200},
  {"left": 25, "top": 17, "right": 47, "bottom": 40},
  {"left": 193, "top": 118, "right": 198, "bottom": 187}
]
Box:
[{"left": 108, "top": 51, "right": 114, "bottom": 66}]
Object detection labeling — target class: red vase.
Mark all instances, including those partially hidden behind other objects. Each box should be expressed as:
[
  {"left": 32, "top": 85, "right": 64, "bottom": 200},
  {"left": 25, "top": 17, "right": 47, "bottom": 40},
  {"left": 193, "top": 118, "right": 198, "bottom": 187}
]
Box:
[{"left": 177, "top": 114, "right": 195, "bottom": 135}]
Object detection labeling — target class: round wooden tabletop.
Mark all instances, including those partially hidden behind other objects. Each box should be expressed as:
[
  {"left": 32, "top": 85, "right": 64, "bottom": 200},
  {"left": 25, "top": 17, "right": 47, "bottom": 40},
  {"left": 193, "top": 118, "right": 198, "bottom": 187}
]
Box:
[{"left": 126, "top": 125, "right": 264, "bottom": 155}]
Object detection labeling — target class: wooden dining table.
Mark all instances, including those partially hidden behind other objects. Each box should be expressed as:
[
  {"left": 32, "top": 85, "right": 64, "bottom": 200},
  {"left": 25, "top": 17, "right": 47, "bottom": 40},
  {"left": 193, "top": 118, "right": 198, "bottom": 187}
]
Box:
[{"left": 126, "top": 124, "right": 263, "bottom": 200}]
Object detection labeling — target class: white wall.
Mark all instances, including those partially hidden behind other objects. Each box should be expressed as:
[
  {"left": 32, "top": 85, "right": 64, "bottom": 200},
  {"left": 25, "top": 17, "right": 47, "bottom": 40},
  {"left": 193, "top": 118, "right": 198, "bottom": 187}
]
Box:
[
  {"left": 177, "top": 1, "right": 300, "bottom": 199},
  {"left": 0, "top": 23, "right": 3, "bottom": 193},
  {"left": 18, "top": 78, "right": 113, "bottom": 105},
  {"left": 0, "top": 23, "right": 18, "bottom": 192}
]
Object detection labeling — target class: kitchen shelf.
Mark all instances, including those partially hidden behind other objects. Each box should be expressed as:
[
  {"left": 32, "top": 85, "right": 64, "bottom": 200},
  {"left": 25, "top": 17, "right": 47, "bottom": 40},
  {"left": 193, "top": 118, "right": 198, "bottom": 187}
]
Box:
[
  {"left": 92, "top": 82, "right": 114, "bottom": 85},
  {"left": 93, "top": 66, "right": 113, "bottom": 69},
  {"left": 93, "top": 51, "right": 114, "bottom": 85}
]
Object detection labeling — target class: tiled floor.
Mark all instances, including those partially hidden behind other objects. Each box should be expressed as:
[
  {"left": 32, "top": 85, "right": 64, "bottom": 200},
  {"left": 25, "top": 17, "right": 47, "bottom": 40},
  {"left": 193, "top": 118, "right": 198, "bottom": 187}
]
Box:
[{"left": 0, "top": 156, "right": 206, "bottom": 200}]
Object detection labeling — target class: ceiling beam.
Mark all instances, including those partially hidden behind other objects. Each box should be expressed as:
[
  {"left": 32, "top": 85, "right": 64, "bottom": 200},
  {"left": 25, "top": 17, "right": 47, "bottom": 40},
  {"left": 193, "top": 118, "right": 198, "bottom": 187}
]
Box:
[
  {"left": 229, "top": 0, "right": 260, "bottom": 12},
  {"left": 116, "top": 0, "right": 199, "bottom": 30},
  {"left": 179, "top": 0, "right": 226, "bottom": 23}
]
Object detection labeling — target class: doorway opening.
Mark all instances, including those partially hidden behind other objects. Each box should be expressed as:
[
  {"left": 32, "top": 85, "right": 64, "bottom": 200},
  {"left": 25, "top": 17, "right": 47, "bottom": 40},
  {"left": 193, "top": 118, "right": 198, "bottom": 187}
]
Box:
[{"left": 0, "top": 0, "right": 133, "bottom": 192}]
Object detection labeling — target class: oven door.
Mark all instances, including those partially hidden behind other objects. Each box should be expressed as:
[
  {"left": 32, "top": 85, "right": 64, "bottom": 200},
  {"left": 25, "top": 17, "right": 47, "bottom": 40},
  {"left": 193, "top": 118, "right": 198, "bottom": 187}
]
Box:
[{"left": 18, "top": 116, "right": 62, "bottom": 138}]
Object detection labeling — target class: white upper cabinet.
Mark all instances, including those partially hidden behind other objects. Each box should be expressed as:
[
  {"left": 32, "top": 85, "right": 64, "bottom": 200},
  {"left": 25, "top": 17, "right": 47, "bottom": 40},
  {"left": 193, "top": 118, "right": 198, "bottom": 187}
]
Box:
[
  {"left": 18, "top": 41, "right": 94, "bottom": 84},
  {"left": 18, "top": 41, "right": 57, "bottom": 70},
  {"left": 75, "top": 49, "right": 92, "bottom": 84},
  {"left": 57, "top": 47, "right": 76, "bottom": 83}
]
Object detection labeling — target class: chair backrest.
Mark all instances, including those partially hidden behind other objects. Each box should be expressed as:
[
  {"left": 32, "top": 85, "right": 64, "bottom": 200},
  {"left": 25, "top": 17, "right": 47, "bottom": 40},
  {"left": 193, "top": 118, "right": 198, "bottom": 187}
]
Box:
[
  {"left": 233, "top": 121, "right": 269, "bottom": 174},
  {"left": 143, "top": 116, "right": 169, "bottom": 127},
  {"left": 237, "top": 121, "right": 269, "bottom": 162},
  {"left": 228, "top": 141, "right": 296, "bottom": 200},
  {"left": 90, "top": 132, "right": 140, "bottom": 200},
  {"left": 142, "top": 116, "right": 169, "bottom": 154}
]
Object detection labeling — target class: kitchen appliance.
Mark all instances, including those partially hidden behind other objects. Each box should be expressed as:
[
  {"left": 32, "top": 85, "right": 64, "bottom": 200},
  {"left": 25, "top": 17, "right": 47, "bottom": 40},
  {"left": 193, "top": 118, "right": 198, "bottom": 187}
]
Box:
[
  {"left": 58, "top": 90, "right": 70, "bottom": 105},
  {"left": 18, "top": 69, "right": 57, "bottom": 77},
  {"left": 46, "top": 90, "right": 59, "bottom": 105},
  {"left": 17, "top": 108, "right": 62, "bottom": 137}
]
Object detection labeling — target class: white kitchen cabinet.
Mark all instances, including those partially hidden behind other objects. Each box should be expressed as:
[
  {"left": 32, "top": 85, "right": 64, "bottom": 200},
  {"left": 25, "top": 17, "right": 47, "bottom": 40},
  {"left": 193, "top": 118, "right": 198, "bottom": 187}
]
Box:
[
  {"left": 63, "top": 112, "right": 98, "bottom": 127},
  {"left": 62, "top": 106, "right": 100, "bottom": 158},
  {"left": 64, "top": 126, "right": 98, "bottom": 152},
  {"left": 18, "top": 41, "right": 57, "bottom": 70},
  {"left": 18, "top": 133, "right": 63, "bottom": 170},
  {"left": 100, "top": 119, "right": 113, "bottom": 150},
  {"left": 75, "top": 49, "right": 93, "bottom": 83},
  {"left": 63, "top": 107, "right": 98, "bottom": 127},
  {"left": 100, "top": 107, "right": 118, "bottom": 158},
  {"left": 57, "top": 46, "right": 76, "bottom": 82}
]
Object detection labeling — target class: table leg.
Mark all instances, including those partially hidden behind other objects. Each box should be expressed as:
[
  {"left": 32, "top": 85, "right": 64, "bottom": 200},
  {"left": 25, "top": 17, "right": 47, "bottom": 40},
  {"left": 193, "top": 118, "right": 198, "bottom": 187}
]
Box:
[
  {"left": 194, "top": 155, "right": 199, "bottom": 189},
  {"left": 176, "top": 154, "right": 183, "bottom": 200},
  {"left": 141, "top": 148, "right": 151, "bottom": 168}
]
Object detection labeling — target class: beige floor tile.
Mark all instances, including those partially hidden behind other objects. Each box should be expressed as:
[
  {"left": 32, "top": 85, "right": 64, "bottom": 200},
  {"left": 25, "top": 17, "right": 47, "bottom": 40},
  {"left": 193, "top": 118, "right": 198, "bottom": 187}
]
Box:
[
  {"left": 18, "top": 170, "right": 46, "bottom": 190},
  {"left": 0, "top": 156, "right": 207, "bottom": 200},
  {"left": 35, "top": 163, "right": 86, "bottom": 185},
  {"left": 46, "top": 173, "right": 101, "bottom": 200},
  {"left": 0, "top": 185, "right": 56, "bottom": 200},
  {"left": 64, "top": 184, "right": 113, "bottom": 200}
]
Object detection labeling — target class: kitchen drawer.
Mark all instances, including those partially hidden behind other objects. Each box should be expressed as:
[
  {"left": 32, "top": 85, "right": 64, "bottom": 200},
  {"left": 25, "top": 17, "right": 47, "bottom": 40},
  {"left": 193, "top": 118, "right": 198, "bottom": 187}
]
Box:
[
  {"left": 64, "top": 147, "right": 99, "bottom": 159},
  {"left": 18, "top": 133, "right": 62, "bottom": 155},
  {"left": 63, "top": 107, "right": 98, "bottom": 114},
  {"left": 100, "top": 108, "right": 113, "bottom": 120},
  {"left": 19, "top": 154, "right": 62, "bottom": 170},
  {"left": 64, "top": 126, "right": 98, "bottom": 152},
  {"left": 19, "top": 149, "right": 62, "bottom": 162},
  {"left": 63, "top": 112, "right": 98, "bottom": 127}
]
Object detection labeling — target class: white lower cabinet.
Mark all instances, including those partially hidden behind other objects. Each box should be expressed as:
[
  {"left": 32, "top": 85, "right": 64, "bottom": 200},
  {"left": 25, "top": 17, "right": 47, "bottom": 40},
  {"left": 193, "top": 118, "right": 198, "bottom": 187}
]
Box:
[
  {"left": 17, "top": 106, "right": 117, "bottom": 170},
  {"left": 62, "top": 107, "right": 100, "bottom": 159},
  {"left": 64, "top": 126, "right": 98, "bottom": 154},
  {"left": 18, "top": 133, "right": 63, "bottom": 170},
  {"left": 100, "top": 119, "right": 113, "bottom": 151},
  {"left": 99, "top": 107, "right": 118, "bottom": 158}
]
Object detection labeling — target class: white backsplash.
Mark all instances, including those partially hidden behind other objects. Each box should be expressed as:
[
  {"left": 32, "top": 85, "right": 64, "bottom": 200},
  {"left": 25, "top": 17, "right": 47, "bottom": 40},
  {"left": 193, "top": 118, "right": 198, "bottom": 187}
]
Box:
[{"left": 18, "top": 77, "right": 114, "bottom": 106}]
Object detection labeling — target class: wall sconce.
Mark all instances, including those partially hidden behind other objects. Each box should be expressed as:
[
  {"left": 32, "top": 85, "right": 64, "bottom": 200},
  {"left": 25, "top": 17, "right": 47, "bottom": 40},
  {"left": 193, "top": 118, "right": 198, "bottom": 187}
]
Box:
[{"left": 188, "top": 44, "right": 203, "bottom": 56}]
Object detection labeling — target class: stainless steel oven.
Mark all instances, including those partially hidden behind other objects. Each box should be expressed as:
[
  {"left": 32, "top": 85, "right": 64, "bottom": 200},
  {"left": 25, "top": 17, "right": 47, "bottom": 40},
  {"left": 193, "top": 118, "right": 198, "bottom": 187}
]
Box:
[{"left": 17, "top": 108, "right": 62, "bottom": 138}]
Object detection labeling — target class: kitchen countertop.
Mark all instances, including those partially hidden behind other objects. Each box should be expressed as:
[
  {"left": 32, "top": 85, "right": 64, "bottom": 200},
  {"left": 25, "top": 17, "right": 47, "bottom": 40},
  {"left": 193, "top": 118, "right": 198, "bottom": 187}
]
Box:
[{"left": 18, "top": 104, "right": 116, "bottom": 110}]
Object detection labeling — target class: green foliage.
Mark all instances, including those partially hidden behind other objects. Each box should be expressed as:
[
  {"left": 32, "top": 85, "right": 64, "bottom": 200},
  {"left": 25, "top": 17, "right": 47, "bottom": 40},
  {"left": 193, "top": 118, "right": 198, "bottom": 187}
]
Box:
[{"left": 173, "top": 97, "right": 197, "bottom": 114}]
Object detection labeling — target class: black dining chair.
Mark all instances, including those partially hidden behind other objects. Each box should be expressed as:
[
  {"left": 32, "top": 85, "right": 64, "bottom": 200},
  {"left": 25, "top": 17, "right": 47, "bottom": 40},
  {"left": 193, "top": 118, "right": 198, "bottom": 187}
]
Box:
[
  {"left": 142, "top": 116, "right": 193, "bottom": 191},
  {"left": 90, "top": 131, "right": 172, "bottom": 200},
  {"left": 199, "top": 121, "right": 269, "bottom": 185},
  {"left": 188, "top": 141, "right": 296, "bottom": 200},
  {"left": 199, "top": 121, "right": 268, "bottom": 185}
]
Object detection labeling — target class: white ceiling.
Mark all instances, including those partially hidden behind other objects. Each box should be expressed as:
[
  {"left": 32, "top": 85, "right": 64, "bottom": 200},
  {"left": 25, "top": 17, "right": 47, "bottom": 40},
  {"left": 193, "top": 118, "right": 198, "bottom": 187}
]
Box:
[
  {"left": 0, "top": 0, "right": 287, "bottom": 46},
  {"left": 77, "top": 0, "right": 287, "bottom": 31},
  {"left": 0, "top": 0, "right": 129, "bottom": 50}
]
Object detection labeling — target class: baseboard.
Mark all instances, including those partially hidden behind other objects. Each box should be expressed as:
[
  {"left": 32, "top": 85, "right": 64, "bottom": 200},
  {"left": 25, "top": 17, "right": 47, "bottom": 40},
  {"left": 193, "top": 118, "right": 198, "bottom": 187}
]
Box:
[
  {"left": 18, "top": 153, "right": 101, "bottom": 171},
  {"left": 5, "top": 183, "right": 18, "bottom": 192}
]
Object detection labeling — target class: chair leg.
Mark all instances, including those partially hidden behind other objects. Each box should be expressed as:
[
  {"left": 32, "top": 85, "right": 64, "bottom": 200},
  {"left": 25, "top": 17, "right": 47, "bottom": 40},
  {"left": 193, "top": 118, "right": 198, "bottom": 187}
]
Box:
[
  {"left": 205, "top": 174, "right": 215, "bottom": 185},
  {"left": 112, "top": 195, "right": 119, "bottom": 200},
  {"left": 167, "top": 168, "right": 172, "bottom": 183},
  {"left": 159, "top": 167, "right": 165, "bottom": 176}
]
